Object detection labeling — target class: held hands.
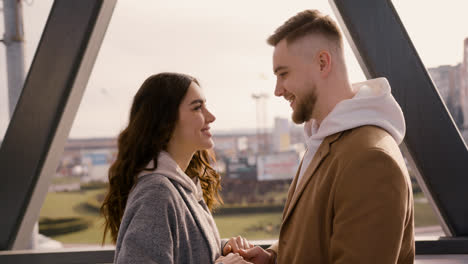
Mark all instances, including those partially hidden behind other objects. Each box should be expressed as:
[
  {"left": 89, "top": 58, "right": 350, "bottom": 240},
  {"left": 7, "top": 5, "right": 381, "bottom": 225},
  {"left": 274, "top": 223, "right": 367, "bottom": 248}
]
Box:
[
  {"left": 215, "top": 253, "right": 253, "bottom": 264},
  {"left": 238, "top": 246, "right": 276, "bottom": 264},
  {"left": 221, "top": 237, "right": 275, "bottom": 264},
  {"left": 214, "top": 247, "right": 275, "bottom": 264},
  {"left": 215, "top": 236, "right": 254, "bottom": 264},
  {"left": 222, "top": 236, "right": 254, "bottom": 255}
]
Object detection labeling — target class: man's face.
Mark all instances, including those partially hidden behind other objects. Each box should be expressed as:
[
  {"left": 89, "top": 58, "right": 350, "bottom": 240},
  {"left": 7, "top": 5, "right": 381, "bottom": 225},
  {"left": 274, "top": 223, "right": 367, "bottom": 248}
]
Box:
[{"left": 273, "top": 39, "right": 319, "bottom": 124}]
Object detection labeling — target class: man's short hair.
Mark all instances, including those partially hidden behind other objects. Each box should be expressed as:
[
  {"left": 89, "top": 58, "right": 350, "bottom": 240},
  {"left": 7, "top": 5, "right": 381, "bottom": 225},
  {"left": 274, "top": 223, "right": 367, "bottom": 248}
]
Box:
[{"left": 267, "top": 10, "right": 343, "bottom": 49}]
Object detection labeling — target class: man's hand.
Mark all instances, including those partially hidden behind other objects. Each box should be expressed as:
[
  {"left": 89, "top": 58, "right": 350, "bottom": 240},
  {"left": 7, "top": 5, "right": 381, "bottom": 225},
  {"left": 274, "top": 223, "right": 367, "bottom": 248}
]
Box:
[
  {"left": 223, "top": 236, "right": 254, "bottom": 255},
  {"left": 238, "top": 246, "right": 275, "bottom": 264}
]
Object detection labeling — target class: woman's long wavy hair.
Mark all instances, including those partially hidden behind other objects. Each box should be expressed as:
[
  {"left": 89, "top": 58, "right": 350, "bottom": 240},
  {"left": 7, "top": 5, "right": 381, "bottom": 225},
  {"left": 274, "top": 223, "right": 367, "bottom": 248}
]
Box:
[{"left": 101, "top": 72, "right": 222, "bottom": 244}]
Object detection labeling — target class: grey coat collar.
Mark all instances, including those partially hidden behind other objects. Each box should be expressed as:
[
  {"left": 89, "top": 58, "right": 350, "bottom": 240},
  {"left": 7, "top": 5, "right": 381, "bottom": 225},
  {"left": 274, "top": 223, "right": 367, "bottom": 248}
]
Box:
[
  {"left": 136, "top": 151, "right": 221, "bottom": 259},
  {"left": 137, "top": 151, "right": 204, "bottom": 202}
]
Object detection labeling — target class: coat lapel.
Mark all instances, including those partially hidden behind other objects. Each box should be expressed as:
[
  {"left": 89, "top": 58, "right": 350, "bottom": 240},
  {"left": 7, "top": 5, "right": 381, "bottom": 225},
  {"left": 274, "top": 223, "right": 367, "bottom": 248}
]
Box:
[
  {"left": 282, "top": 159, "right": 302, "bottom": 219},
  {"left": 282, "top": 132, "right": 343, "bottom": 224},
  {"left": 173, "top": 181, "right": 219, "bottom": 260}
]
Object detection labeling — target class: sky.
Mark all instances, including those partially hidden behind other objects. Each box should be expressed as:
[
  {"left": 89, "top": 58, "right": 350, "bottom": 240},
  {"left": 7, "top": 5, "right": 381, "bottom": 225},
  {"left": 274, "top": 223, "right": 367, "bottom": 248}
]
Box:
[{"left": 1, "top": 0, "right": 468, "bottom": 139}]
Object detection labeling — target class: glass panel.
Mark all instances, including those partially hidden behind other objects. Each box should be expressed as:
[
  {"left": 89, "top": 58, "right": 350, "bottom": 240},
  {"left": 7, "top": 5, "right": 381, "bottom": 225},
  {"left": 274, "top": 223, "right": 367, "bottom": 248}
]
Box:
[{"left": 392, "top": 0, "right": 468, "bottom": 238}]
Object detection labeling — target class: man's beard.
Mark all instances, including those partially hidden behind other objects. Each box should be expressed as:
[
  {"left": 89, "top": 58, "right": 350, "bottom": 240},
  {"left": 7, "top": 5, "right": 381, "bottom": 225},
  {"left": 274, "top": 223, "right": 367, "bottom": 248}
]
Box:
[{"left": 292, "top": 89, "right": 317, "bottom": 124}]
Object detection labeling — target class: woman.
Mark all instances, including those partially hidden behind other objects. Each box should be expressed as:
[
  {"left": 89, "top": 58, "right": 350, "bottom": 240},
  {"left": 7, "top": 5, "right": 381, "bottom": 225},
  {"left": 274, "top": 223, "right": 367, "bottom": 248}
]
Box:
[{"left": 101, "top": 73, "right": 253, "bottom": 263}]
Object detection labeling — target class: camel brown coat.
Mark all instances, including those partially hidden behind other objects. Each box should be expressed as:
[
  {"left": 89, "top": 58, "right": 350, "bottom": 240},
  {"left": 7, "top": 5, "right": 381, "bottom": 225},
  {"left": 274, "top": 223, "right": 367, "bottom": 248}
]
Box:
[{"left": 269, "top": 125, "right": 414, "bottom": 264}]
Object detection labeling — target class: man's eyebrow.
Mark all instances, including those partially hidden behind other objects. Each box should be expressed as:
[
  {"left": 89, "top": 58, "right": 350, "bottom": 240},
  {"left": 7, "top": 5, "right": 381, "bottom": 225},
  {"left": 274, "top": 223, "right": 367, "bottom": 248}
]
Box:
[
  {"left": 189, "top": 99, "right": 205, "bottom": 105},
  {"left": 274, "top": 66, "right": 287, "bottom": 74}
]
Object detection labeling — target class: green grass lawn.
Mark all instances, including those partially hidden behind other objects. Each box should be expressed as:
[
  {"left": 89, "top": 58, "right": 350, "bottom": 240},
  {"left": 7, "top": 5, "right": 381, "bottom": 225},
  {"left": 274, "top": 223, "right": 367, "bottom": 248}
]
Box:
[
  {"left": 214, "top": 212, "right": 282, "bottom": 240},
  {"left": 414, "top": 197, "right": 440, "bottom": 227},
  {"left": 40, "top": 189, "right": 104, "bottom": 218},
  {"left": 40, "top": 189, "right": 111, "bottom": 244},
  {"left": 40, "top": 188, "right": 440, "bottom": 245},
  {"left": 52, "top": 217, "right": 111, "bottom": 244}
]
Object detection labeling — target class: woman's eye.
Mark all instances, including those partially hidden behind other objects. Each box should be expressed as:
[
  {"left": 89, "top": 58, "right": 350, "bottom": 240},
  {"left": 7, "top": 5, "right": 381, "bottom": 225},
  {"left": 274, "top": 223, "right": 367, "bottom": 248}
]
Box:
[{"left": 193, "top": 105, "right": 202, "bottom": 111}]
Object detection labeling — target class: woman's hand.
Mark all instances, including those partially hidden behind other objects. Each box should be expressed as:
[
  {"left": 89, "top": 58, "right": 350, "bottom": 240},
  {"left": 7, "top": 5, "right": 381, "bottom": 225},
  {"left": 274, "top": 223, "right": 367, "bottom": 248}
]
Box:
[
  {"left": 223, "top": 236, "right": 254, "bottom": 256},
  {"left": 215, "top": 253, "right": 252, "bottom": 264}
]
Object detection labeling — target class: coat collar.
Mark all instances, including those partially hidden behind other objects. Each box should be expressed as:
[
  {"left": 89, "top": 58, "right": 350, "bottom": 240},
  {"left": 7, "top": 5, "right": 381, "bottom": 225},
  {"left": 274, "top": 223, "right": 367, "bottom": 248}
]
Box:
[
  {"left": 282, "top": 131, "right": 344, "bottom": 224},
  {"left": 137, "top": 151, "right": 204, "bottom": 202}
]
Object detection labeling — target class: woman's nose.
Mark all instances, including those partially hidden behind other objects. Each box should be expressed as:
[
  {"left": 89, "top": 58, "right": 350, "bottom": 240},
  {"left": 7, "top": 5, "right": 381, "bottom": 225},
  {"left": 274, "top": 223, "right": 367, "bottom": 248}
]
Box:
[{"left": 206, "top": 109, "right": 216, "bottom": 123}]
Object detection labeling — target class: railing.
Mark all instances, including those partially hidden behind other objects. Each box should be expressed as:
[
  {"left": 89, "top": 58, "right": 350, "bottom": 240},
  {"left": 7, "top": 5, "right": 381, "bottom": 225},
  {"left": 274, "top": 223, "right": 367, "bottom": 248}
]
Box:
[{"left": 1, "top": 240, "right": 468, "bottom": 264}]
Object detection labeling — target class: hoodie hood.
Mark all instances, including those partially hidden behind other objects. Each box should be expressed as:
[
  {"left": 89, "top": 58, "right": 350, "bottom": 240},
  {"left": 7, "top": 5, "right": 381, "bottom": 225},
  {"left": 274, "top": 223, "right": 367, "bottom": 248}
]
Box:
[
  {"left": 137, "top": 151, "right": 204, "bottom": 202},
  {"left": 297, "top": 77, "right": 406, "bottom": 189},
  {"left": 305, "top": 77, "right": 405, "bottom": 145}
]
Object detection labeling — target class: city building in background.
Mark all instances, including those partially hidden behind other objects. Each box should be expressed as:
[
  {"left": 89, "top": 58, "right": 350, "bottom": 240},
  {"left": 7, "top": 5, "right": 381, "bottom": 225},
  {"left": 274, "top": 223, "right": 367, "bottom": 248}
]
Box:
[
  {"left": 428, "top": 37, "right": 468, "bottom": 130},
  {"left": 52, "top": 138, "right": 117, "bottom": 192},
  {"left": 461, "top": 38, "right": 468, "bottom": 130},
  {"left": 272, "top": 117, "right": 290, "bottom": 152}
]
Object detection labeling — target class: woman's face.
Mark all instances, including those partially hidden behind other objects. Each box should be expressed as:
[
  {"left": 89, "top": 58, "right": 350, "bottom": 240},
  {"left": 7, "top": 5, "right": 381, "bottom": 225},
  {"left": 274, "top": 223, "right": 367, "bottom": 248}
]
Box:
[{"left": 170, "top": 82, "right": 216, "bottom": 153}]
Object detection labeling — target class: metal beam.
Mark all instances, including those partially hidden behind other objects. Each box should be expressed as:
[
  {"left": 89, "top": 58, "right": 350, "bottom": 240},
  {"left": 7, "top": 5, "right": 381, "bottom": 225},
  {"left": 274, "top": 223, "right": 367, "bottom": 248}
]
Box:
[
  {"left": 330, "top": 0, "right": 468, "bottom": 237},
  {"left": 0, "top": 0, "right": 117, "bottom": 250}
]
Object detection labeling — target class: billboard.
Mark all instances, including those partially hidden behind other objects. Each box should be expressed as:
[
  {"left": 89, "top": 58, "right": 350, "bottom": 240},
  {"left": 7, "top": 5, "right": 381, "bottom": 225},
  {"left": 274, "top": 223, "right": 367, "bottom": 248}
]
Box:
[
  {"left": 82, "top": 149, "right": 113, "bottom": 182},
  {"left": 225, "top": 156, "right": 257, "bottom": 180},
  {"left": 257, "top": 151, "right": 300, "bottom": 181}
]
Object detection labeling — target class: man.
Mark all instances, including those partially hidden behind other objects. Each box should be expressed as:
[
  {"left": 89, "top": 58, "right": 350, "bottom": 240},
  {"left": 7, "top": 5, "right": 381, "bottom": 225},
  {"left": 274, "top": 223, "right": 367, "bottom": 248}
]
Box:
[{"left": 239, "top": 10, "right": 415, "bottom": 264}]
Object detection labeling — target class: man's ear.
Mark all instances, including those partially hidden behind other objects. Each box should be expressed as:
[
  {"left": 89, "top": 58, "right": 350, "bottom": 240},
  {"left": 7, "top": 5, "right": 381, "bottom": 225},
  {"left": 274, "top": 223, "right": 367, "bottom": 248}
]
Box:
[{"left": 318, "top": 50, "right": 332, "bottom": 77}]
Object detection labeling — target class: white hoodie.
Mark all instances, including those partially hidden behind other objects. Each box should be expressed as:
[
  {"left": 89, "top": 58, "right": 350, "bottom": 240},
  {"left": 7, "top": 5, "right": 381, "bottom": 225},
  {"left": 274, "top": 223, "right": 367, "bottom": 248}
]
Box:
[{"left": 296, "top": 77, "right": 406, "bottom": 189}]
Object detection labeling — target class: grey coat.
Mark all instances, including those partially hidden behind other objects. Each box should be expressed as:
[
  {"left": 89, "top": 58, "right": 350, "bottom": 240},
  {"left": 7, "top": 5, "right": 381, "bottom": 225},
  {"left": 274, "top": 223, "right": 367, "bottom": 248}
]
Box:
[{"left": 114, "top": 152, "right": 223, "bottom": 264}]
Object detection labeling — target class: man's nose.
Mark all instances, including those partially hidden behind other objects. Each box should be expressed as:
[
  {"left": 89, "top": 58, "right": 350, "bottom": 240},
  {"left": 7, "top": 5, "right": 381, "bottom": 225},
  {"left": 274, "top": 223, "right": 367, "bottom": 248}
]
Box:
[{"left": 274, "top": 81, "right": 284, "bottom": 97}]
